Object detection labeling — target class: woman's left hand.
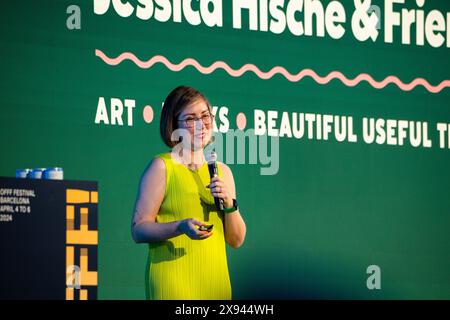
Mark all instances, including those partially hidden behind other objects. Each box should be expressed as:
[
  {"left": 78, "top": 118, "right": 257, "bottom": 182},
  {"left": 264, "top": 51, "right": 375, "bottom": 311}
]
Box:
[{"left": 207, "top": 175, "right": 233, "bottom": 209}]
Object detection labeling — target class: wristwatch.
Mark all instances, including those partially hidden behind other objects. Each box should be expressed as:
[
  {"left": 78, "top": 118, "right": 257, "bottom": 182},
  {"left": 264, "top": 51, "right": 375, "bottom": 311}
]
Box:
[{"left": 223, "top": 199, "right": 238, "bottom": 214}]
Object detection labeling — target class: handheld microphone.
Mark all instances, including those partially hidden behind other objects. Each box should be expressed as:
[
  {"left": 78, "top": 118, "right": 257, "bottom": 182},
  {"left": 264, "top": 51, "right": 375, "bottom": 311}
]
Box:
[{"left": 205, "top": 151, "right": 224, "bottom": 212}]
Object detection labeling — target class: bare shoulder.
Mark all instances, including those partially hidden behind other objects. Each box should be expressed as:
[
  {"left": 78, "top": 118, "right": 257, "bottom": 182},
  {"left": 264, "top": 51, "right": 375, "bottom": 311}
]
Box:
[
  {"left": 133, "top": 156, "right": 167, "bottom": 228},
  {"left": 218, "top": 161, "right": 234, "bottom": 179},
  {"left": 149, "top": 156, "right": 166, "bottom": 171},
  {"left": 141, "top": 156, "right": 166, "bottom": 183}
]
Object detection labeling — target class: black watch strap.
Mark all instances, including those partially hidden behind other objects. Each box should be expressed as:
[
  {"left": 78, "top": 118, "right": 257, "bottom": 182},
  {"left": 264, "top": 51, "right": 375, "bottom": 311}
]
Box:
[{"left": 223, "top": 199, "right": 238, "bottom": 214}]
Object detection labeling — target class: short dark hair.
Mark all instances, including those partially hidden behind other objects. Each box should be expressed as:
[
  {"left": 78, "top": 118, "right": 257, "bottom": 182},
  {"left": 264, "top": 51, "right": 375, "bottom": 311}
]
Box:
[{"left": 160, "top": 86, "right": 211, "bottom": 148}]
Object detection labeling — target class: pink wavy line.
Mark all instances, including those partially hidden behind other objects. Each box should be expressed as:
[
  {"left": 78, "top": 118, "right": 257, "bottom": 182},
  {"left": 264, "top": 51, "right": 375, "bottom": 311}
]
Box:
[{"left": 95, "top": 49, "right": 450, "bottom": 94}]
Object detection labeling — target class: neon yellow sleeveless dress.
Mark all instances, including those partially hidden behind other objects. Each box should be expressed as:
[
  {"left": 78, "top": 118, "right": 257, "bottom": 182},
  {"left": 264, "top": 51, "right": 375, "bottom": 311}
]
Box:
[{"left": 147, "top": 152, "right": 232, "bottom": 300}]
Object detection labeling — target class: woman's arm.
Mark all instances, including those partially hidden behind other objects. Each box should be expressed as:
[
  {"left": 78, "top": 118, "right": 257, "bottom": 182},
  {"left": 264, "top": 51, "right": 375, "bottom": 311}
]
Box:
[
  {"left": 208, "top": 163, "right": 246, "bottom": 248},
  {"left": 131, "top": 158, "right": 212, "bottom": 243}
]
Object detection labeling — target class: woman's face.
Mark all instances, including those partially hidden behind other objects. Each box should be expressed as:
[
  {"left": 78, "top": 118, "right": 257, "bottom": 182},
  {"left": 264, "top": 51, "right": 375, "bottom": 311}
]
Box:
[{"left": 177, "top": 99, "right": 213, "bottom": 151}]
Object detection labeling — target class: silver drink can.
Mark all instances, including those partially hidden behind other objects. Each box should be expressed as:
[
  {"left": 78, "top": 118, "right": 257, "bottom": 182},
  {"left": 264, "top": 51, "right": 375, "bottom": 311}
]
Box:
[
  {"left": 16, "top": 169, "right": 31, "bottom": 178},
  {"left": 29, "top": 168, "right": 46, "bottom": 179},
  {"left": 43, "top": 167, "right": 64, "bottom": 180}
]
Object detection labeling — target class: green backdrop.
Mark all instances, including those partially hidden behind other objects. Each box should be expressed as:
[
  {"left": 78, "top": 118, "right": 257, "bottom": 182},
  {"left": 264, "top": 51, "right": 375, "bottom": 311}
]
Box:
[{"left": 1, "top": 0, "right": 449, "bottom": 299}]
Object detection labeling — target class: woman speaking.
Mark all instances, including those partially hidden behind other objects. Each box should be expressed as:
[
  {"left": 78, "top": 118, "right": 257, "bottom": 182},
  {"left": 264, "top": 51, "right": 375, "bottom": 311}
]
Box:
[{"left": 131, "top": 86, "right": 246, "bottom": 300}]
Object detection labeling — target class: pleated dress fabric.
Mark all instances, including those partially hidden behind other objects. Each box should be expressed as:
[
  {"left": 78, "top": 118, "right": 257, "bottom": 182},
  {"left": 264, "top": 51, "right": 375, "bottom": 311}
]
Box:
[{"left": 147, "top": 152, "right": 232, "bottom": 300}]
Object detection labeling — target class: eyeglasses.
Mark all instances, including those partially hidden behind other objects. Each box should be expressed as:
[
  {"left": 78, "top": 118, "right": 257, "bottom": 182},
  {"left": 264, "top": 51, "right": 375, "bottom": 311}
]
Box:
[{"left": 177, "top": 113, "right": 214, "bottom": 128}]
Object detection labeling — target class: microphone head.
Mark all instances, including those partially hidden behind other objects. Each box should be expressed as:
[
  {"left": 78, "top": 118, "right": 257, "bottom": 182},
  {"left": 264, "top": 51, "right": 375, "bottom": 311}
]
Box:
[{"left": 205, "top": 150, "right": 217, "bottom": 164}]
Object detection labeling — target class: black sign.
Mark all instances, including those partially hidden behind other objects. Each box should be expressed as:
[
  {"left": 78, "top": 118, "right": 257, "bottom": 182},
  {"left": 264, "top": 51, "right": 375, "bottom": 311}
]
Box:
[{"left": 0, "top": 177, "right": 98, "bottom": 300}]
